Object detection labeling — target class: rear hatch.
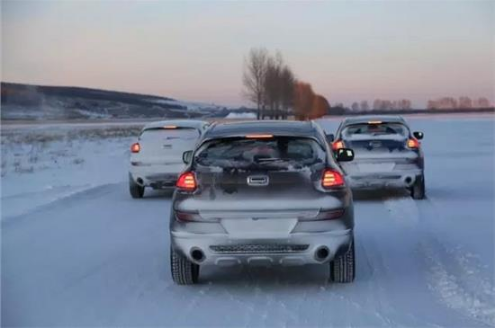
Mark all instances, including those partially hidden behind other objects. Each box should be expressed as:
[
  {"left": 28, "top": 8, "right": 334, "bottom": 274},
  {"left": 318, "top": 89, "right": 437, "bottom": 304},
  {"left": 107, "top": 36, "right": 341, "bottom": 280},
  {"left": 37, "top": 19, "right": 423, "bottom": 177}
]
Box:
[
  {"left": 339, "top": 122, "right": 416, "bottom": 173},
  {"left": 133, "top": 127, "right": 199, "bottom": 171},
  {"left": 179, "top": 136, "right": 345, "bottom": 232}
]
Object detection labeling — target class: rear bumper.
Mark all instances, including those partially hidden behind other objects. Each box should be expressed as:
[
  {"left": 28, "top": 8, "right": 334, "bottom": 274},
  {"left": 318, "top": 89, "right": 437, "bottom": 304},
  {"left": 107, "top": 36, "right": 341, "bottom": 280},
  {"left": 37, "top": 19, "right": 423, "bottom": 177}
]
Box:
[
  {"left": 346, "top": 169, "right": 423, "bottom": 189},
  {"left": 170, "top": 228, "right": 353, "bottom": 266},
  {"left": 129, "top": 165, "right": 181, "bottom": 188}
]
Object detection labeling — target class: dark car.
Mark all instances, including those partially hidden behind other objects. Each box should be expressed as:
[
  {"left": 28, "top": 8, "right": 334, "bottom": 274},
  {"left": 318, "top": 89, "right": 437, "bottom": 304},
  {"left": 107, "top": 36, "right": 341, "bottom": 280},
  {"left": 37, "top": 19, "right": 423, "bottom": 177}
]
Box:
[
  {"left": 169, "top": 120, "right": 356, "bottom": 285},
  {"left": 327, "top": 115, "right": 425, "bottom": 199}
]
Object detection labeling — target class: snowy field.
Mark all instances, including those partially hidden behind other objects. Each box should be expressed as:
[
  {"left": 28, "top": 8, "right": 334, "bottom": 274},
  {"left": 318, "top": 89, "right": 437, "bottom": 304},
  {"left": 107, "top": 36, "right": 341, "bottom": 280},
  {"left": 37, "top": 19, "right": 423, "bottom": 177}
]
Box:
[{"left": 1, "top": 115, "right": 494, "bottom": 327}]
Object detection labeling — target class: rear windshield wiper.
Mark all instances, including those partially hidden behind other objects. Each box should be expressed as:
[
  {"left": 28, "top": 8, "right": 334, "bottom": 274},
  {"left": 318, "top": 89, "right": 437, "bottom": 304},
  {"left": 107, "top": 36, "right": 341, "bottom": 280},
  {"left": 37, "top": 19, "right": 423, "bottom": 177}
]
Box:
[{"left": 255, "top": 157, "right": 289, "bottom": 163}]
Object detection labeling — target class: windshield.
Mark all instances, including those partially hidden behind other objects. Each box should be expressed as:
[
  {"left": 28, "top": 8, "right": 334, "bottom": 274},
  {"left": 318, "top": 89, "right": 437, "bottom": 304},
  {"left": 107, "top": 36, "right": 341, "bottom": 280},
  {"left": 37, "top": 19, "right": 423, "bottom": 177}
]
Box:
[
  {"left": 140, "top": 128, "right": 199, "bottom": 142},
  {"left": 195, "top": 137, "right": 325, "bottom": 170},
  {"left": 342, "top": 123, "right": 409, "bottom": 139}
]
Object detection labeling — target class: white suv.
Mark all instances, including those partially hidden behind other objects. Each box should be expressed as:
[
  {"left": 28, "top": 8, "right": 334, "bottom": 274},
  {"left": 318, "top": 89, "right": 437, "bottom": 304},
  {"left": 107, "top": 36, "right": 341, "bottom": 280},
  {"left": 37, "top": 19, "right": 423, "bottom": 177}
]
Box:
[{"left": 129, "top": 120, "right": 209, "bottom": 198}]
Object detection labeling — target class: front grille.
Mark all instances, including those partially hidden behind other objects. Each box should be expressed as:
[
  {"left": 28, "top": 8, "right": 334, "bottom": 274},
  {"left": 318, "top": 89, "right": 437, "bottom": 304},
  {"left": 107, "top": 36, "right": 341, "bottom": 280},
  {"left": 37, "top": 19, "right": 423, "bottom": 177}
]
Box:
[{"left": 210, "top": 244, "right": 309, "bottom": 254}]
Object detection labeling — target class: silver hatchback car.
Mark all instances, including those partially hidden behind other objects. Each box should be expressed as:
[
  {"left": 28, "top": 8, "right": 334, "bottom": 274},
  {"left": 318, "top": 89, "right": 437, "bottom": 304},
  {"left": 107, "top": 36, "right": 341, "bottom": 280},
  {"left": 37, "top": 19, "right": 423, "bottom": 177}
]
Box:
[
  {"left": 328, "top": 116, "right": 425, "bottom": 199},
  {"left": 169, "top": 121, "right": 356, "bottom": 284}
]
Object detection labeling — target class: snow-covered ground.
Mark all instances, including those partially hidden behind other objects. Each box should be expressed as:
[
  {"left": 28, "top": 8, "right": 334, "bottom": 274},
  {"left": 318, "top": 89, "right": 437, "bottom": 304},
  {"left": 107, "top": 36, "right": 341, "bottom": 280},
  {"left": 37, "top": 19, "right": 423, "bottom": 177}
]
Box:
[
  {"left": 1, "top": 124, "right": 142, "bottom": 219},
  {"left": 153, "top": 99, "right": 228, "bottom": 112},
  {"left": 1, "top": 115, "right": 494, "bottom": 327}
]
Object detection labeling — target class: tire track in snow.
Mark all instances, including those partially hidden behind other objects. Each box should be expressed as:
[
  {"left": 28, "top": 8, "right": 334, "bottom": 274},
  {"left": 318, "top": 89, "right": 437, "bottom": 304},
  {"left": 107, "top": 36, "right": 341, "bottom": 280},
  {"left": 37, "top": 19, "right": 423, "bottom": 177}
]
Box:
[
  {"left": 1, "top": 183, "right": 118, "bottom": 225},
  {"left": 174, "top": 282, "right": 213, "bottom": 325},
  {"left": 421, "top": 240, "right": 495, "bottom": 327},
  {"left": 385, "top": 196, "right": 495, "bottom": 326},
  {"left": 240, "top": 269, "right": 299, "bottom": 328},
  {"left": 383, "top": 195, "right": 420, "bottom": 228},
  {"left": 335, "top": 236, "right": 402, "bottom": 327},
  {"left": 418, "top": 200, "right": 495, "bottom": 327},
  {"left": 352, "top": 223, "right": 440, "bottom": 328}
]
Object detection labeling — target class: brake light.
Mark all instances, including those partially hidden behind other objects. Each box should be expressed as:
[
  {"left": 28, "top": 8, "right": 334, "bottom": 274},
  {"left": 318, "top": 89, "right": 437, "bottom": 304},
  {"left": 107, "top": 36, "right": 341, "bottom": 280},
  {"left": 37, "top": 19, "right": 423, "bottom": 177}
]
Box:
[
  {"left": 131, "top": 142, "right": 140, "bottom": 153},
  {"left": 163, "top": 125, "right": 177, "bottom": 129},
  {"left": 332, "top": 140, "right": 345, "bottom": 151},
  {"left": 407, "top": 138, "right": 420, "bottom": 149},
  {"left": 322, "top": 169, "right": 345, "bottom": 188},
  {"left": 176, "top": 172, "right": 197, "bottom": 191},
  {"left": 245, "top": 134, "right": 274, "bottom": 139},
  {"left": 316, "top": 209, "right": 345, "bottom": 220},
  {"left": 175, "top": 210, "right": 219, "bottom": 222}
]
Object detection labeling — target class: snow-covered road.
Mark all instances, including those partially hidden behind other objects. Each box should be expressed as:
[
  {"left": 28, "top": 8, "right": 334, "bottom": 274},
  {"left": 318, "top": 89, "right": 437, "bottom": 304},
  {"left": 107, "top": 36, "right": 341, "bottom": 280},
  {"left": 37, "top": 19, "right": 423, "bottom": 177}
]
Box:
[{"left": 2, "top": 116, "right": 494, "bottom": 327}]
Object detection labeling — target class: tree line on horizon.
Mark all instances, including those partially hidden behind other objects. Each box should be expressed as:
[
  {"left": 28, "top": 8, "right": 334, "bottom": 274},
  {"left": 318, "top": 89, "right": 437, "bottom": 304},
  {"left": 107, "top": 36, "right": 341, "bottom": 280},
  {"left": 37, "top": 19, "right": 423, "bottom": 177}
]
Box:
[
  {"left": 426, "top": 97, "right": 491, "bottom": 110},
  {"left": 242, "top": 48, "right": 492, "bottom": 118},
  {"left": 345, "top": 96, "right": 492, "bottom": 112},
  {"left": 242, "top": 47, "right": 329, "bottom": 120}
]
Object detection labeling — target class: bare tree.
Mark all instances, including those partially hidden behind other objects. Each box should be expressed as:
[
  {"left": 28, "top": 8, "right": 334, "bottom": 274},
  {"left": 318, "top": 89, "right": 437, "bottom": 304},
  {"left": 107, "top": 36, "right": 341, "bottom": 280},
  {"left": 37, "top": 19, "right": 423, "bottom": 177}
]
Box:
[
  {"left": 360, "top": 100, "right": 370, "bottom": 111},
  {"left": 476, "top": 97, "right": 491, "bottom": 108},
  {"left": 351, "top": 102, "right": 360, "bottom": 111},
  {"left": 294, "top": 81, "right": 315, "bottom": 120},
  {"left": 427, "top": 97, "right": 457, "bottom": 109},
  {"left": 243, "top": 48, "right": 297, "bottom": 120},
  {"left": 263, "top": 55, "right": 281, "bottom": 119},
  {"left": 373, "top": 99, "right": 382, "bottom": 110},
  {"left": 312, "top": 95, "right": 330, "bottom": 118},
  {"left": 458, "top": 96, "right": 473, "bottom": 109},
  {"left": 401, "top": 99, "right": 412, "bottom": 110},
  {"left": 427, "top": 100, "right": 437, "bottom": 110},
  {"left": 280, "top": 65, "right": 295, "bottom": 119},
  {"left": 242, "top": 47, "right": 269, "bottom": 120},
  {"left": 429, "top": 96, "right": 492, "bottom": 109}
]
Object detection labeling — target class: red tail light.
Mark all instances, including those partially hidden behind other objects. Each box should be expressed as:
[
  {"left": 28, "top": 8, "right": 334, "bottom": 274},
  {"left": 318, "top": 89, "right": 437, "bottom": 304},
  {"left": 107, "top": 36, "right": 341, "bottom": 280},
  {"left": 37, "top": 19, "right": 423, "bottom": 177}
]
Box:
[
  {"left": 131, "top": 142, "right": 140, "bottom": 153},
  {"left": 407, "top": 138, "right": 420, "bottom": 149},
  {"left": 316, "top": 209, "right": 345, "bottom": 220},
  {"left": 332, "top": 140, "right": 345, "bottom": 151},
  {"left": 176, "top": 172, "right": 197, "bottom": 191},
  {"left": 322, "top": 169, "right": 345, "bottom": 188}
]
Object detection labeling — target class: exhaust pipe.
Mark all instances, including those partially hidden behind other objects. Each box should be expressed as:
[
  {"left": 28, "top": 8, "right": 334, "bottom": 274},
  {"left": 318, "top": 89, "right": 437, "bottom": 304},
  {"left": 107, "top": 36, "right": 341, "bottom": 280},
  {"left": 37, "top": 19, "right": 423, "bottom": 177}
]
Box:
[
  {"left": 315, "top": 247, "right": 330, "bottom": 262},
  {"left": 404, "top": 176, "right": 414, "bottom": 187},
  {"left": 190, "top": 249, "right": 205, "bottom": 263}
]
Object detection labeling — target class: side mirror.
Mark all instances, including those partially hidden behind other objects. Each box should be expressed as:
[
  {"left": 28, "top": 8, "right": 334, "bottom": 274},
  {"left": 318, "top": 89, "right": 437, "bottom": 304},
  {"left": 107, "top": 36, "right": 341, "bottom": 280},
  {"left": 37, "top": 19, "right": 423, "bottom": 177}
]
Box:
[
  {"left": 326, "top": 133, "right": 335, "bottom": 143},
  {"left": 336, "top": 148, "right": 354, "bottom": 162},
  {"left": 182, "top": 150, "right": 193, "bottom": 164},
  {"left": 413, "top": 131, "right": 424, "bottom": 140}
]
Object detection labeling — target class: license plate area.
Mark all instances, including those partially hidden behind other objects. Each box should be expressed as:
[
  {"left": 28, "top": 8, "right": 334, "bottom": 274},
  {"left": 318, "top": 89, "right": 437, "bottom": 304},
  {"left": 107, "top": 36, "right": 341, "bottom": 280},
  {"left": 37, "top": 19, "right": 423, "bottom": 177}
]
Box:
[
  {"left": 358, "top": 163, "right": 395, "bottom": 173},
  {"left": 221, "top": 218, "right": 298, "bottom": 239}
]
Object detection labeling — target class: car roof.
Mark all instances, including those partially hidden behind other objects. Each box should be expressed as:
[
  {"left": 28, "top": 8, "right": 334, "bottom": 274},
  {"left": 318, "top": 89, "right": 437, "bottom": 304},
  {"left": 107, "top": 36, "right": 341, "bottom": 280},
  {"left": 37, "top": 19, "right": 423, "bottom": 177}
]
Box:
[
  {"left": 204, "top": 120, "right": 319, "bottom": 139},
  {"left": 342, "top": 115, "right": 406, "bottom": 125},
  {"left": 142, "top": 119, "right": 207, "bottom": 130}
]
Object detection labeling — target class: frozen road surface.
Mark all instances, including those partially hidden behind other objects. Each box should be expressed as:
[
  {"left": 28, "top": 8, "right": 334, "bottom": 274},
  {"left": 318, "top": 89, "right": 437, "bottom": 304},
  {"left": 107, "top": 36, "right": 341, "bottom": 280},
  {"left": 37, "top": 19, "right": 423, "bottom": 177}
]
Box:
[{"left": 1, "top": 116, "right": 494, "bottom": 327}]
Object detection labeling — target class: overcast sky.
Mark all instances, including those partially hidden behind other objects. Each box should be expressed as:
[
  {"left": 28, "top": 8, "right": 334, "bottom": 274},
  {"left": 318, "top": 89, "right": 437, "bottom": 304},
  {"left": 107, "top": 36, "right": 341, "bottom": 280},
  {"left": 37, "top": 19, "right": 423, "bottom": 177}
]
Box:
[{"left": 2, "top": 0, "right": 494, "bottom": 107}]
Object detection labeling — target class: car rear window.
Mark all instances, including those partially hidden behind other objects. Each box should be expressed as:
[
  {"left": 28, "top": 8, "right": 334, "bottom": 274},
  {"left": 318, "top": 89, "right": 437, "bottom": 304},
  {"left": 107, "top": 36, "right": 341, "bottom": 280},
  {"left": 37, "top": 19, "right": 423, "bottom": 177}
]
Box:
[
  {"left": 140, "top": 128, "right": 199, "bottom": 142},
  {"left": 195, "top": 137, "right": 325, "bottom": 169},
  {"left": 342, "top": 123, "right": 408, "bottom": 139}
]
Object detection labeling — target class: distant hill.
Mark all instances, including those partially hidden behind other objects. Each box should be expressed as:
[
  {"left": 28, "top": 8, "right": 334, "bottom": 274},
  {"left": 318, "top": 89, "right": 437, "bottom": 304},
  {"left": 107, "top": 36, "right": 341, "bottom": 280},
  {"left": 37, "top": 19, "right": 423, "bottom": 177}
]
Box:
[{"left": 1, "top": 82, "right": 230, "bottom": 121}]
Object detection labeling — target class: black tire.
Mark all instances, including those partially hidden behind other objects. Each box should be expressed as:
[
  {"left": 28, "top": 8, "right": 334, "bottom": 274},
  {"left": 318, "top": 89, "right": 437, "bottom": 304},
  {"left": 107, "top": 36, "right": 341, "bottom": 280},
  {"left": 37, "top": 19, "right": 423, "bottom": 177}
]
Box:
[
  {"left": 411, "top": 176, "right": 425, "bottom": 200},
  {"left": 330, "top": 238, "right": 355, "bottom": 283},
  {"left": 129, "top": 175, "right": 144, "bottom": 199},
  {"left": 170, "top": 248, "right": 199, "bottom": 285}
]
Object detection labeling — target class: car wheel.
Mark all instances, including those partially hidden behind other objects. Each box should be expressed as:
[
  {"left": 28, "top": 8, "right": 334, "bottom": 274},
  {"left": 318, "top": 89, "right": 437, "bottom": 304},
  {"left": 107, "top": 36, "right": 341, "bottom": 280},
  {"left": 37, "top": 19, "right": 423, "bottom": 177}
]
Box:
[
  {"left": 170, "top": 248, "right": 200, "bottom": 285},
  {"left": 411, "top": 175, "right": 425, "bottom": 200},
  {"left": 330, "top": 238, "right": 355, "bottom": 283},
  {"left": 129, "top": 174, "right": 144, "bottom": 199}
]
